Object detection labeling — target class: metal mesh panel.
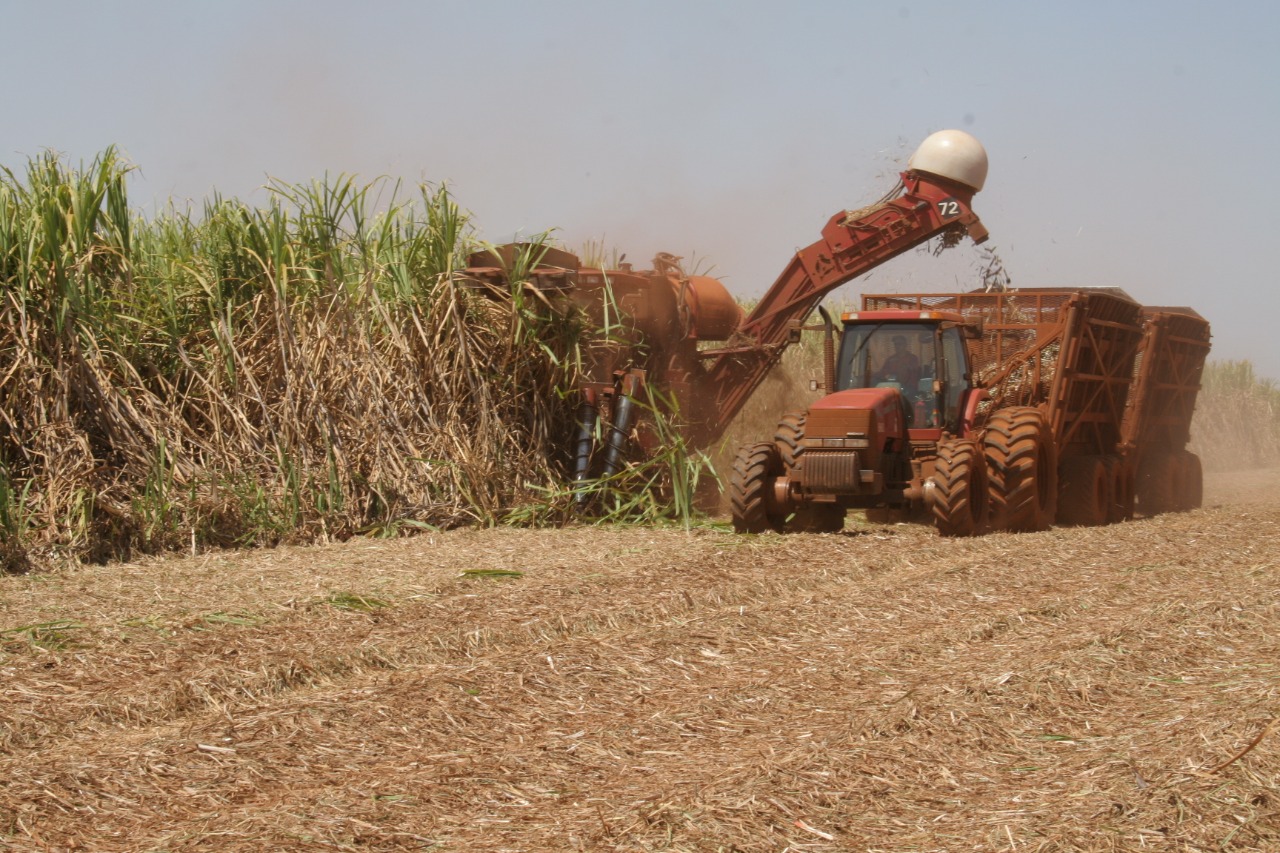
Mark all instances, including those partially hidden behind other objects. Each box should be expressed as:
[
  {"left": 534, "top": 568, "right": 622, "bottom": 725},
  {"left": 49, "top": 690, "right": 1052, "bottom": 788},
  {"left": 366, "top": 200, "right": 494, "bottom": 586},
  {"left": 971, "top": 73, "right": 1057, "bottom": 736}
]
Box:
[
  {"left": 862, "top": 291, "right": 1074, "bottom": 326},
  {"left": 981, "top": 340, "right": 1062, "bottom": 415},
  {"left": 971, "top": 328, "right": 1039, "bottom": 382}
]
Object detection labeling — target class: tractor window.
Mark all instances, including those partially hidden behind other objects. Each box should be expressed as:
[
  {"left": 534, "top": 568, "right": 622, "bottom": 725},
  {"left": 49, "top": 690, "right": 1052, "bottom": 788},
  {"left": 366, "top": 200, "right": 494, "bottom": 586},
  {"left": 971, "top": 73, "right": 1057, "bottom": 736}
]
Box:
[
  {"left": 836, "top": 322, "right": 970, "bottom": 429},
  {"left": 836, "top": 323, "right": 934, "bottom": 395},
  {"left": 939, "top": 326, "right": 970, "bottom": 430}
]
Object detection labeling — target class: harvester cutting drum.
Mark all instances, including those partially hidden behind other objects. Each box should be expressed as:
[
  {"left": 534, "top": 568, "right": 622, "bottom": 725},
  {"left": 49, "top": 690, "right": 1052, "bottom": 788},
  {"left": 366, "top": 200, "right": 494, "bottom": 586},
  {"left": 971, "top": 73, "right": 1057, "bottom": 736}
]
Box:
[{"left": 460, "top": 244, "right": 744, "bottom": 503}]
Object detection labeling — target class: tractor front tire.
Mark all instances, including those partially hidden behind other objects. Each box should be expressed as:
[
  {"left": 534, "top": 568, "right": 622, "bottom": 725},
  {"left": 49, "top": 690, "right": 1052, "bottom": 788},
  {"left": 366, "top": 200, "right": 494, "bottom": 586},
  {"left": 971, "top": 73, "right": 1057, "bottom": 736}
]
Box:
[
  {"left": 774, "top": 411, "right": 807, "bottom": 473},
  {"left": 983, "top": 407, "right": 1058, "bottom": 532},
  {"left": 729, "top": 442, "right": 785, "bottom": 533},
  {"left": 771, "top": 411, "right": 843, "bottom": 531},
  {"left": 930, "top": 438, "right": 988, "bottom": 537}
]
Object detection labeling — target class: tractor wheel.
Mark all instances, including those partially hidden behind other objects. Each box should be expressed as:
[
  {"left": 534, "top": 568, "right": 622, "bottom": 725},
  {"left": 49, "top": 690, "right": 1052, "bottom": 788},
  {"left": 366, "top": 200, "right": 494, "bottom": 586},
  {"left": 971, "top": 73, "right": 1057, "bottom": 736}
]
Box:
[
  {"left": 729, "top": 442, "right": 785, "bottom": 533},
  {"left": 983, "top": 406, "right": 1058, "bottom": 532},
  {"left": 774, "top": 411, "right": 807, "bottom": 472},
  {"left": 1102, "top": 455, "right": 1134, "bottom": 523},
  {"left": 787, "top": 502, "right": 845, "bottom": 533},
  {"left": 1174, "top": 450, "right": 1203, "bottom": 511},
  {"left": 1136, "top": 451, "right": 1177, "bottom": 516},
  {"left": 930, "top": 438, "right": 988, "bottom": 537},
  {"left": 1056, "top": 455, "right": 1111, "bottom": 527}
]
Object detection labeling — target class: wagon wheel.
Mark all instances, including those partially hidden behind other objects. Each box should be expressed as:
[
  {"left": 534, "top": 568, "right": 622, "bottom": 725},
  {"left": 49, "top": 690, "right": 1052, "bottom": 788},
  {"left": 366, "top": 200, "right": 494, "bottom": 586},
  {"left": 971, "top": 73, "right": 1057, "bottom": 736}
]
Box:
[
  {"left": 983, "top": 406, "right": 1058, "bottom": 532},
  {"left": 729, "top": 442, "right": 785, "bottom": 533},
  {"left": 1101, "top": 455, "right": 1134, "bottom": 523},
  {"left": 1136, "top": 451, "right": 1178, "bottom": 516},
  {"left": 1174, "top": 450, "right": 1203, "bottom": 511},
  {"left": 929, "top": 438, "right": 988, "bottom": 537},
  {"left": 1056, "top": 455, "right": 1111, "bottom": 527}
]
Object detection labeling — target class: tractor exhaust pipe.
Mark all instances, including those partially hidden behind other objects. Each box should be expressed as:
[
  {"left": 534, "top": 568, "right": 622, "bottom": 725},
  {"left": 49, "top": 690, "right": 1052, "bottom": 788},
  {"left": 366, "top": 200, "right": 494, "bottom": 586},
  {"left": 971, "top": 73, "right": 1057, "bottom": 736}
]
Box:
[{"left": 819, "top": 305, "right": 837, "bottom": 392}]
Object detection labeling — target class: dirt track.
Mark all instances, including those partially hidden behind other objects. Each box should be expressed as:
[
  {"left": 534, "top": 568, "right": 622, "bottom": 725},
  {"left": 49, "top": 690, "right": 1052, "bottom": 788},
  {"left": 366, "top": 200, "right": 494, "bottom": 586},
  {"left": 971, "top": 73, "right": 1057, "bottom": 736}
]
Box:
[{"left": 2, "top": 471, "right": 1277, "bottom": 852}]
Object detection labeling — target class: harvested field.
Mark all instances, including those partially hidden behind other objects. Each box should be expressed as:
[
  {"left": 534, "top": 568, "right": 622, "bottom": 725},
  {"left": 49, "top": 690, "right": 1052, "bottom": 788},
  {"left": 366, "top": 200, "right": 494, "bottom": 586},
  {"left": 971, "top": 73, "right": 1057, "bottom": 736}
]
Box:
[{"left": 2, "top": 470, "right": 1278, "bottom": 851}]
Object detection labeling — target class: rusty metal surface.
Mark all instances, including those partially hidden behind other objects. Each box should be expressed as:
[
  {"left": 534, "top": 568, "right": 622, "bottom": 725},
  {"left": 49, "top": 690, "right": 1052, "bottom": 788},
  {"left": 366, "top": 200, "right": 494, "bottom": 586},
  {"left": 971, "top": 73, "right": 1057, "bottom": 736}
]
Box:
[
  {"left": 1045, "top": 292, "right": 1145, "bottom": 456},
  {"left": 1122, "top": 310, "right": 1212, "bottom": 456}
]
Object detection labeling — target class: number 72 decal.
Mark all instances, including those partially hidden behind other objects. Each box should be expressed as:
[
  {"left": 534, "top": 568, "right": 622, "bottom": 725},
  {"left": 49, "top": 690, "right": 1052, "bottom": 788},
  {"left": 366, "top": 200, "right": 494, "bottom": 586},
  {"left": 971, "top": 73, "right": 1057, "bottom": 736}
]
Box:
[{"left": 937, "top": 198, "right": 961, "bottom": 218}]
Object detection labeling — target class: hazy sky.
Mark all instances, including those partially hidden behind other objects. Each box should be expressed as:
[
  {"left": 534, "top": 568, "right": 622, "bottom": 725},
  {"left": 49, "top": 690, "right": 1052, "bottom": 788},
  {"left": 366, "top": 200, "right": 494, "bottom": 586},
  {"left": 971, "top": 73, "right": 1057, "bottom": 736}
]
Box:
[{"left": 5, "top": 1, "right": 1278, "bottom": 378}]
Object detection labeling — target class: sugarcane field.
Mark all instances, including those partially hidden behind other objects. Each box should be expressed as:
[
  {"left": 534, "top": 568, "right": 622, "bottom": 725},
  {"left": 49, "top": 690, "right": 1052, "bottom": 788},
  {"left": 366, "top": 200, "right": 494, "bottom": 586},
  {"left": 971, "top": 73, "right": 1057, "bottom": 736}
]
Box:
[
  {"left": 1, "top": 134, "right": 1278, "bottom": 852},
  {"left": 1, "top": 469, "right": 1277, "bottom": 851}
]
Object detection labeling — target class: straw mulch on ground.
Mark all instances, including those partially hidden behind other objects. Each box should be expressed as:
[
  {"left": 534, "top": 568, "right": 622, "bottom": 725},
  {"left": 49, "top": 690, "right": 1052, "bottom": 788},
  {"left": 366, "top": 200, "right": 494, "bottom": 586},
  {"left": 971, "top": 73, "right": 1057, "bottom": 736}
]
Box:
[{"left": 1, "top": 470, "right": 1277, "bottom": 851}]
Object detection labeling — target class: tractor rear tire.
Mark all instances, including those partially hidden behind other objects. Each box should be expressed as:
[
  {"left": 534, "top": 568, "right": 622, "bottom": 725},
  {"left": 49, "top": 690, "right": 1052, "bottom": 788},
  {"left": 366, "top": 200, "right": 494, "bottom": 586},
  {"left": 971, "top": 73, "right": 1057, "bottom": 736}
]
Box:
[
  {"left": 787, "top": 503, "right": 845, "bottom": 533},
  {"left": 1056, "top": 455, "right": 1111, "bottom": 527},
  {"left": 1102, "top": 455, "right": 1134, "bottom": 523},
  {"left": 983, "top": 406, "right": 1058, "bottom": 532},
  {"left": 774, "top": 411, "right": 807, "bottom": 473},
  {"left": 1174, "top": 450, "right": 1203, "bottom": 511},
  {"left": 1136, "top": 451, "right": 1177, "bottom": 516},
  {"left": 930, "top": 438, "right": 988, "bottom": 537},
  {"left": 730, "top": 442, "right": 785, "bottom": 533}
]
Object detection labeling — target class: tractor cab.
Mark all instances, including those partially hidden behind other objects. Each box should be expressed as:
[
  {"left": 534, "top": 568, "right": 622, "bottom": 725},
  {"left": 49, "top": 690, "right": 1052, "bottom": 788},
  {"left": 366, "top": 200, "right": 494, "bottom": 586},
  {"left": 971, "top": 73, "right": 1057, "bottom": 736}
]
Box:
[{"left": 835, "top": 310, "right": 974, "bottom": 433}]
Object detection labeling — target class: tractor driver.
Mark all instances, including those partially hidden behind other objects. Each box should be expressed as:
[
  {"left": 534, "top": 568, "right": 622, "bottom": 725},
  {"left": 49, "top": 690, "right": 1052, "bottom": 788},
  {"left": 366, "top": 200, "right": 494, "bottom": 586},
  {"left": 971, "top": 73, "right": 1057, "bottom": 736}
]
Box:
[{"left": 875, "top": 335, "right": 921, "bottom": 389}]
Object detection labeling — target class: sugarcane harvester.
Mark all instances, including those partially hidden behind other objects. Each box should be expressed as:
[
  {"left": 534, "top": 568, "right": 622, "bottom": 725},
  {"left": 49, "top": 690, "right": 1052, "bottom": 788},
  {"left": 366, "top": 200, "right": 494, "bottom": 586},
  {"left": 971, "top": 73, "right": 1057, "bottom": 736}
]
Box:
[{"left": 461, "top": 130, "right": 993, "bottom": 504}]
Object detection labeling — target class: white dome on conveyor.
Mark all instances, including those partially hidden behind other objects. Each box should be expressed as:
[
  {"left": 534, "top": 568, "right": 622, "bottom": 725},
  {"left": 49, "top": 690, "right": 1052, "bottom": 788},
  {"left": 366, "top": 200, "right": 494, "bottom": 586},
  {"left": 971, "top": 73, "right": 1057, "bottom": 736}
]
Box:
[{"left": 908, "top": 129, "right": 988, "bottom": 192}]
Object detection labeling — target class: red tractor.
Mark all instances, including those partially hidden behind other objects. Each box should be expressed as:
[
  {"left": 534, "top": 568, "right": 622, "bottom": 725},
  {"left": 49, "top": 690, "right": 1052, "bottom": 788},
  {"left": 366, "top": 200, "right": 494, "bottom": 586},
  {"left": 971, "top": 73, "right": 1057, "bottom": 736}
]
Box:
[{"left": 729, "top": 287, "right": 1185, "bottom": 535}]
